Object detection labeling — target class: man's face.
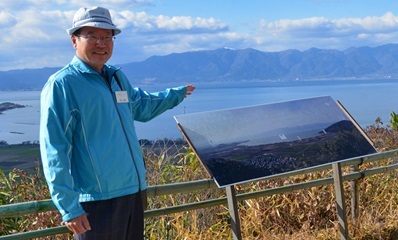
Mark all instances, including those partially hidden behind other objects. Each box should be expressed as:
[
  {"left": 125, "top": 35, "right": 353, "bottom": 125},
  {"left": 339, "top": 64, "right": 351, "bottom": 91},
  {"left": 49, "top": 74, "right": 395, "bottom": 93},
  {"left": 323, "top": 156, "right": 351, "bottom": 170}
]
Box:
[{"left": 71, "top": 27, "right": 114, "bottom": 71}]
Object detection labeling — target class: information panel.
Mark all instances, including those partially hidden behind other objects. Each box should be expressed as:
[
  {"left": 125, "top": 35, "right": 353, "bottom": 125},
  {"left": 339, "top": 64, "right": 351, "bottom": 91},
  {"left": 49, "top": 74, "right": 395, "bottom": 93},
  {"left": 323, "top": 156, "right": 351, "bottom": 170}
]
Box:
[{"left": 174, "top": 96, "right": 376, "bottom": 187}]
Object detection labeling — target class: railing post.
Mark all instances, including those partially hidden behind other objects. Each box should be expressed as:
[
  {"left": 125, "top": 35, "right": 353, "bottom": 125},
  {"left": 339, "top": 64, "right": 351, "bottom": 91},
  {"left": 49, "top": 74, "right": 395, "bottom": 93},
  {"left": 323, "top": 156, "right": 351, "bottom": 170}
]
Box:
[
  {"left": 226, "top": 185, "right": 242, "bottom": 240},
  {"left": 349, "top": 164, "right": 360, "bottom": 229},
  {"left": 333, "top": 162, "right": 350, "bottom": 240}
]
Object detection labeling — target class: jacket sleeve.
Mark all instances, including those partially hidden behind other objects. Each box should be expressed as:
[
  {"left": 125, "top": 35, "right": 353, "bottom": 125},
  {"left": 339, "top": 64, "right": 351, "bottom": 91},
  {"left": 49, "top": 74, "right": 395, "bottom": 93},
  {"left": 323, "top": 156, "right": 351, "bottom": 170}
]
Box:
[
  {"left": 125, "top": 81, "right": 188, "bottom": 122},
  {"left": 39, "top": 78, "right": 85, "bottom": 222}
]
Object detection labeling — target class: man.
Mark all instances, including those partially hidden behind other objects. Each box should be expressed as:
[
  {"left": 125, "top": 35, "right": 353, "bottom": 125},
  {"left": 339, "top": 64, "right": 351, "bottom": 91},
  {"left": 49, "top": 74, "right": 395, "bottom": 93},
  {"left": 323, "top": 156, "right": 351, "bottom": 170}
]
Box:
[{"left": 40, "top": 6, "right": 195, "bottom": 239}]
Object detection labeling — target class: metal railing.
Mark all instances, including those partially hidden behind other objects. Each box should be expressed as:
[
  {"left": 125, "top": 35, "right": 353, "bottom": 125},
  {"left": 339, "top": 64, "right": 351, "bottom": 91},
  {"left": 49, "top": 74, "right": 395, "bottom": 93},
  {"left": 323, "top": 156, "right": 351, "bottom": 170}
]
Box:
[{"left": 1, "top": 149, "right": 398, "bottom": 239}]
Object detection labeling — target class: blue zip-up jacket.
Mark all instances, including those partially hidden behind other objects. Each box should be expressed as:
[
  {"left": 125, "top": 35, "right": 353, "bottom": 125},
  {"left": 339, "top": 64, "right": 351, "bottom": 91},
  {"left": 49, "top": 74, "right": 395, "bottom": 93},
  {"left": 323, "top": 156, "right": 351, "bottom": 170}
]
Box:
[{"left": 40, "top": 56, "right": 187, "bottom": 222}]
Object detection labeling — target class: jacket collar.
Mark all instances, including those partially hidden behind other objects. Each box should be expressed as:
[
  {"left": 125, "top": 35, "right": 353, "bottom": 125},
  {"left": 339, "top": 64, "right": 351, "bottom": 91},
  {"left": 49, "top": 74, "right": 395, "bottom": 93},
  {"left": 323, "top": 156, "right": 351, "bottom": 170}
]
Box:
[{"left": 71, "top": 56, "right": 119, "bottom": 76}]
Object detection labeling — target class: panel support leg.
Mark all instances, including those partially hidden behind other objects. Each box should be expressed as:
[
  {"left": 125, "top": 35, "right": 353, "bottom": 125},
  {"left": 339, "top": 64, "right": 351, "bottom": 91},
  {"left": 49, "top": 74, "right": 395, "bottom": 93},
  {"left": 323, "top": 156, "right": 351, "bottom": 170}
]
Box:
[
  {"left": 226, "top": 185, "right": 242, "bottom": 240},
  {"left": 350, "top": 164, "right": 360, "bottom": 234},
  {"left": 333, "top": 162, "right": 350, "bottom": 240}
]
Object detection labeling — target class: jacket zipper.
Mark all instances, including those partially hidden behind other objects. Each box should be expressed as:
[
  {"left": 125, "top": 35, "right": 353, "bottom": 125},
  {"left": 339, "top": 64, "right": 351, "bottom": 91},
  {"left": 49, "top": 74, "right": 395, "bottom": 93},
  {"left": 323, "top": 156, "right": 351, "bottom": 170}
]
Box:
[{"left": 105, "top": 73, "right": 142, "bottom": 190}]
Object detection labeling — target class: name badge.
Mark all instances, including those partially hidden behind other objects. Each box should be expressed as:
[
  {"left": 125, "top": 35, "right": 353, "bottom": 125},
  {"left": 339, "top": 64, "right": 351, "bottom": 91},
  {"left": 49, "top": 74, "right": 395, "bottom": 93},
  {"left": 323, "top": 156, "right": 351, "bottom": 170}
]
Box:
[{"left": 115, "top": 91, "right": 129, "bottom": 103}]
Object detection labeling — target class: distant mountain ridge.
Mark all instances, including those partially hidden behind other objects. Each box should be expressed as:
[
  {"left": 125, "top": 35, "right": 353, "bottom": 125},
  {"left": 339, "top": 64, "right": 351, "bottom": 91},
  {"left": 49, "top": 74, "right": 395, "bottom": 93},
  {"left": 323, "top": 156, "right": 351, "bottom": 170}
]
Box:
[{"left": 1, "top": 43, "right": 398, "bottom": 90}]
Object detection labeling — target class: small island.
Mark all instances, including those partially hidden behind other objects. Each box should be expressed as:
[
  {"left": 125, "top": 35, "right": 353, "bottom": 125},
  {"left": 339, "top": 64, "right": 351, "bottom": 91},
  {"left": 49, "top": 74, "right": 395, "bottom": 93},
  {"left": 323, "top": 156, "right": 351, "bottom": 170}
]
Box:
[{"left": 0, "top": 102, "right": 26, "bottom": 114}]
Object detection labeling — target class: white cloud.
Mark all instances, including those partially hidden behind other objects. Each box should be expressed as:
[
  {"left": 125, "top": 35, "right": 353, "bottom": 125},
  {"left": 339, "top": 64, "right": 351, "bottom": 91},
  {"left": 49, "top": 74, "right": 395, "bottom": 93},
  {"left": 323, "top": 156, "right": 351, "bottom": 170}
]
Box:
[
  {"left": 0, "top": 11, "right": 17, "bottom": 28},
  {"left": 116, "top": 11, "right": 228, "bottom": 34},
  {"left": 0, "top": 5, "right": 232, "bottom": 70},
  {"left": 2, "top": 1, "right": 398, "bottom": 71},
  {"left": 254, "top": 12, "right": 398, "bottom": 51},
  {"left": 1, "top": 9, "right": 70, "bottom": 45},
  {"left": 0, "top": 8, "right": 74, "bottom": 70},
  {"left": 0, "top": 0, "right": 151, "bottom": 10},
  {"left": 65, "top": 0, "right": 152, "bottom": 10},
  {"left": 0, "top": 1, "right": 32, "bottom": 10},
  {"left": 102, "top": 10, "right": 232, "bottom": 64},
  {"left": 338, "top": 12, "right": 398, "bottom": 33}
]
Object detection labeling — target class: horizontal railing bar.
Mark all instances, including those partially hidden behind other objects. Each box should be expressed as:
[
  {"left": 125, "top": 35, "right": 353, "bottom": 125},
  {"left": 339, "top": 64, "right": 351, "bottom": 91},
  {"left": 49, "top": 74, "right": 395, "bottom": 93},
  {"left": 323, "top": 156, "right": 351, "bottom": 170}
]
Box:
[
  {"left": 143, "top": 162, "right": 398, "bottom": 217},
  {"left": 361, "top": 162, "right": 398, "bottom": 177},
  {"left": 0, "top": 200, "right": 55, "bottom": 219},
  {"left": 239, "top": 163, "right": 398, "bottom": 201},
  {"left": 1, "top": 159, "right": 397, "bottom": 240},
  {"left": 239, "top": 177, "right": 334, "bottom": 200},
  {"left": 145, "top": 197, "right": 228, "bottom": 218},
  {"left": 1, "top": 150, "right": 397, "bottom": 219},
  {"left": 147, "top": 179, "right": 217, "bottom": 197},
  {"left": 145, "top": 162, "right": 398, "bottom": 215},
  {"left": 0, "top": 226, "right": 68, "bottom": 240},
  {"left": 0, "top": 179, "right": 219, "bottom": 219}
]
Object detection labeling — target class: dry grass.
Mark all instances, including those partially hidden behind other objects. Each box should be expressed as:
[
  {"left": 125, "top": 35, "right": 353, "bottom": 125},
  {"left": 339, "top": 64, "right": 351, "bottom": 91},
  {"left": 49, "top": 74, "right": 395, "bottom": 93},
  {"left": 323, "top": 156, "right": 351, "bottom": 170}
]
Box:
[
  {"left": 143, "top": 162, "right": 398, "bottom": 240},
  {"left": 142, "top": 120, "right": 398, "bottom": 240},
  {"left": 1, "top": 120, "right": 398, "bottom": 239}
]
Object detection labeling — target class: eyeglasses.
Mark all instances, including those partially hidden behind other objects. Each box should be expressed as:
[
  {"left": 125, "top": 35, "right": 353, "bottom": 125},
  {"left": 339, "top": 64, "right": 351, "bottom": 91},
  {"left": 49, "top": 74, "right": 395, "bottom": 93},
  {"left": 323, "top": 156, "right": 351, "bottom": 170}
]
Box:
[{"left": 77, "top": 34, "right": 115, "bottom": 44}]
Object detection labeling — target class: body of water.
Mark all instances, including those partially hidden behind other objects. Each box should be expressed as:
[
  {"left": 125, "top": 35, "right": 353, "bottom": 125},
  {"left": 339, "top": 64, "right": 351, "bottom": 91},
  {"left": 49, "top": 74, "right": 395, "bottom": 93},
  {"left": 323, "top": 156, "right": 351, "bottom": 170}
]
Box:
[{"left": 0, "top": 79, "right": 397, "bottom": 144}]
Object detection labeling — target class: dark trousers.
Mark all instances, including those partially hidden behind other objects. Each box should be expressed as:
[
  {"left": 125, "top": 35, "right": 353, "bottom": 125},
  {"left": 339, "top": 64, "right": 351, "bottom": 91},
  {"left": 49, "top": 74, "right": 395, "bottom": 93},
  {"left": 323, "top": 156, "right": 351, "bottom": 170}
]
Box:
[{"left": 75, "top": 191, "right": 146, "bottom": 240}]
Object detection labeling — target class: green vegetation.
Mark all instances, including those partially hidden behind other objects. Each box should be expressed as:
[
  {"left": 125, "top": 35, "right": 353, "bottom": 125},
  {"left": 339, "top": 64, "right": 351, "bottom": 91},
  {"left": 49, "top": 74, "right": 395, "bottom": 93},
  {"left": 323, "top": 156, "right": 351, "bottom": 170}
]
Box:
[
  {"left": 390, "top": 111, "right": 398, "bottom": 130},
  {"left": 1, "top": 118, "right": 398, "bottom": 239}
]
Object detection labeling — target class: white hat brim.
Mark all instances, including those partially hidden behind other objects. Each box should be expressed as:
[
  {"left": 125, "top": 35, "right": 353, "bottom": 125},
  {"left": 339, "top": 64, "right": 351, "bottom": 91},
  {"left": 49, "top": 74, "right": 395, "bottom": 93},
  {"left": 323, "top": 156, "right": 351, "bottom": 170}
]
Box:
[{"left": 67, "top": 22, "right": 121, "bottom": 35}]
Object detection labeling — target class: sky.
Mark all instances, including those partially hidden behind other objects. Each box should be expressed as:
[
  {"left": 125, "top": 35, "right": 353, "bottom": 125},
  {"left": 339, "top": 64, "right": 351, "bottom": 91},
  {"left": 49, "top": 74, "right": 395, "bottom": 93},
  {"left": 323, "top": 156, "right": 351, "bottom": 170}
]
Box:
[{"left": 1, "top": 0, "right": 398, "bottom": 71}]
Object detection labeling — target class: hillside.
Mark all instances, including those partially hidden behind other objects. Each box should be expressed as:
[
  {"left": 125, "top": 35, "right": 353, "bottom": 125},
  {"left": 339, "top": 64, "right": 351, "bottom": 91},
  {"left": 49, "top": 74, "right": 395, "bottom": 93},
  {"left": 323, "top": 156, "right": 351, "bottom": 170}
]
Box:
[{"left": 1, "top": 44, "right": 398, "bottom": 90}]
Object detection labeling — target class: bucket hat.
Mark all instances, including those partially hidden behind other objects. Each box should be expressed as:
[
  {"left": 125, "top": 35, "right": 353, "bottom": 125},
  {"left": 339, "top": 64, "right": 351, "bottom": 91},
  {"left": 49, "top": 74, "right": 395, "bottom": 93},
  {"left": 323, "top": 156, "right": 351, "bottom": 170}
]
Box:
[{"left": 66, "top": 6, "right": 121, "bottom": 35}]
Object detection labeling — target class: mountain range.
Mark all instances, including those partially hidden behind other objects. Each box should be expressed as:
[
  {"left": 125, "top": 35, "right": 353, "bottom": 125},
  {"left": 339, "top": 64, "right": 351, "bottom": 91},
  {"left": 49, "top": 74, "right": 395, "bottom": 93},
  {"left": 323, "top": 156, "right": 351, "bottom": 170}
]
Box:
[{"left": 1, "top": 43, "right": 398, "bottom": 90}]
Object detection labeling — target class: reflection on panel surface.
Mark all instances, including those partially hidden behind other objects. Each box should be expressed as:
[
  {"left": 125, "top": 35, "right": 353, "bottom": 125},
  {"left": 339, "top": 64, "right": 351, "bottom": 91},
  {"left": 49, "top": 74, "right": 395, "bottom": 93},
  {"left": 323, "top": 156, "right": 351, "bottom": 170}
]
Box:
[{"left": 174, "top": 96, "right": 376, "bottom": 187}]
